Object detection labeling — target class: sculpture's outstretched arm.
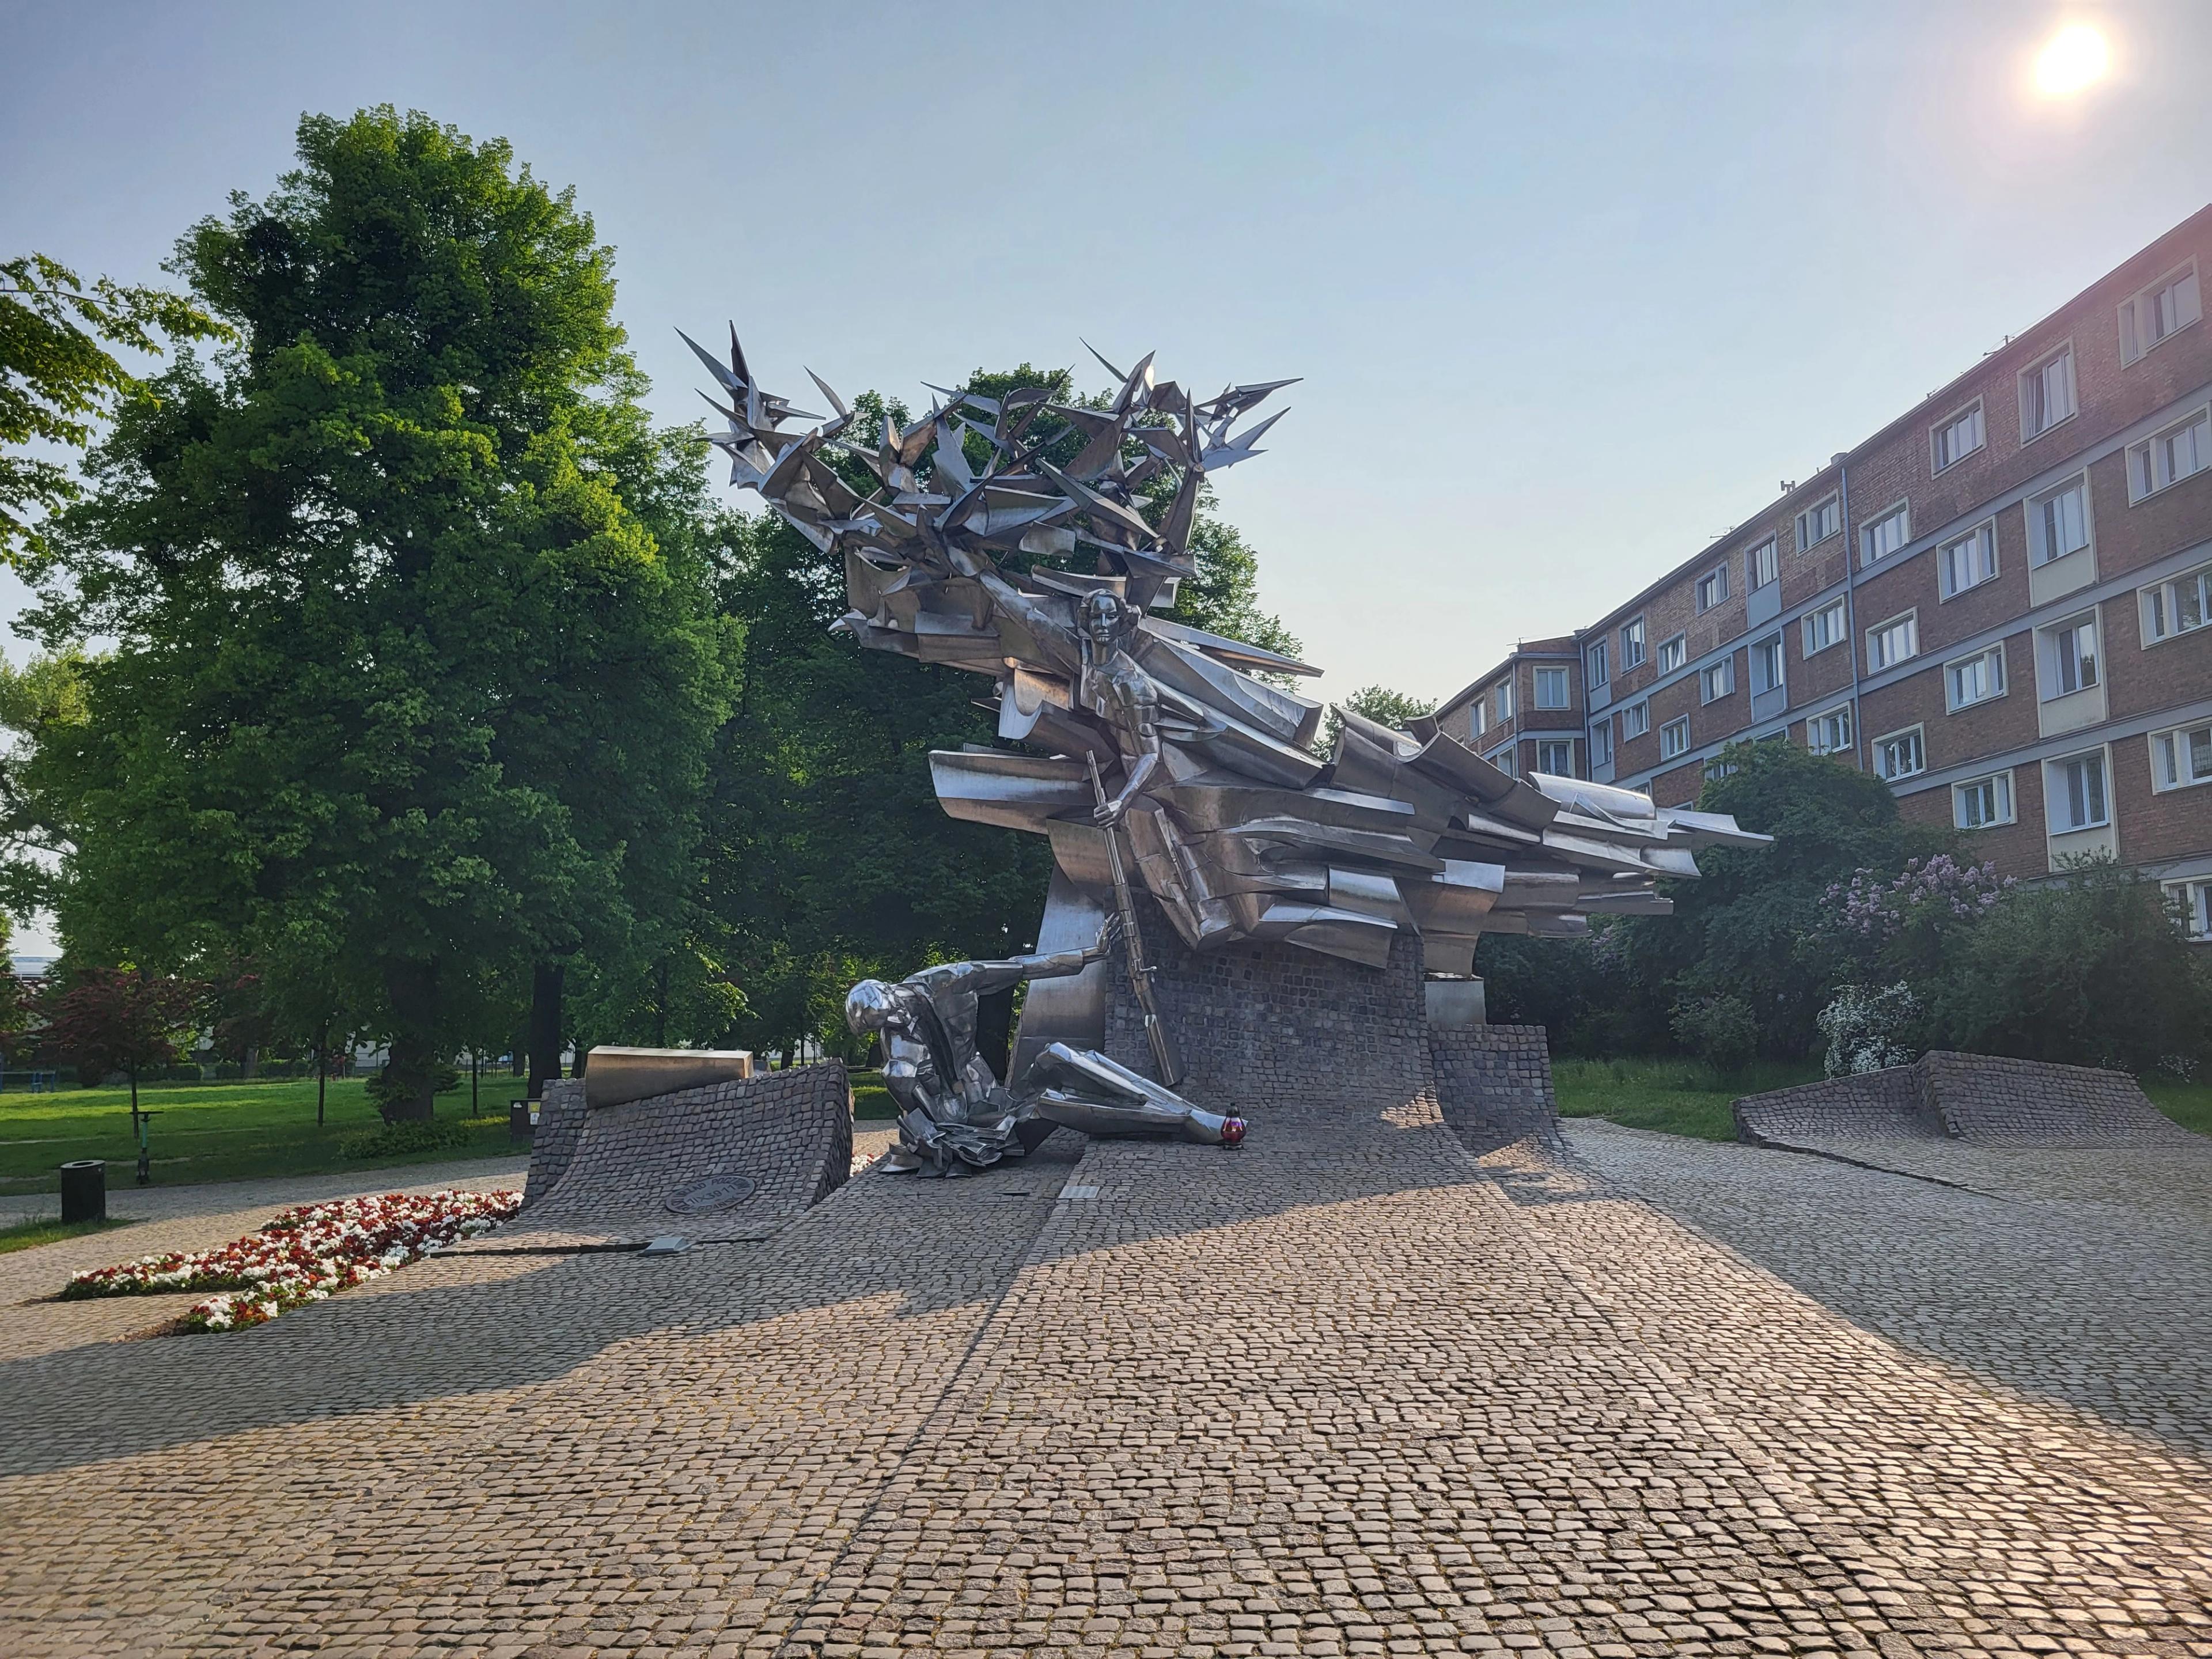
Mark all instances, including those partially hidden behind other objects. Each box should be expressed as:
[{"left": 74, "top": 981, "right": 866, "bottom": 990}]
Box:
[{"left": 955, "top": 930, "right": 1113, "bottom": 995}]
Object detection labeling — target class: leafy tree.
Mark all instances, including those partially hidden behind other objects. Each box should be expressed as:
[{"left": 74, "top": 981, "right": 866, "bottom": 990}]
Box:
[
  {"left": 1, "top": 253, "right": 223, "bottom": 565},
  {"left": 26, "top": 108, "right": 730, "bottom": 1118},
  {"left": 0, "top": 650, "right": 87, "bottom": 922},
  {"left": 39, "top": 965, "right": 199, "bottom": 1115},
  {"left": 1321, "top": 683, "right": 1433, "bottom": 755}
]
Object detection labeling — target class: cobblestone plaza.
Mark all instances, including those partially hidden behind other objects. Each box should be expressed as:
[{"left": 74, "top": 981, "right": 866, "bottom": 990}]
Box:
[{"left": 3, "top": 1094, "right": 2208, "bottom": 1659}]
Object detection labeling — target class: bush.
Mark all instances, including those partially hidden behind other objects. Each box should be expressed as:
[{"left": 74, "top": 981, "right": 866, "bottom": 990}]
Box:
[
  {"left": 1667, "top": 994, "right": 1760, "bottom": 1075},
  {"left": 1816, "top": 982, "right": 1921, "bottom": 1077},
  {"left": 338, "top": 1118, "right": 476, "bottom": 1159}
]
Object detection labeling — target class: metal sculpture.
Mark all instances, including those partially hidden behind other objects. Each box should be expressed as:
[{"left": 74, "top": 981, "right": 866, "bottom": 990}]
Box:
[
  {"left": 843, "top": 937, "right": 1241, "bottom": 1176},
  {"left": 688, "top": 325, "right": 1767, "bottom": 1077}
]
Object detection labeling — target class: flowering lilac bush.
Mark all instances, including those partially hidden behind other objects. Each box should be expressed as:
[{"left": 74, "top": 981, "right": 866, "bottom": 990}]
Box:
[
  {"left": 1823, "top": 855, "right": 2012, "bottom": 982},
  {"left": 1816, "top": 982, "right": 1922, "bottom": 1077},
  {"left": 61, "top": 1189, "right": 521, "bottom": 1331}
]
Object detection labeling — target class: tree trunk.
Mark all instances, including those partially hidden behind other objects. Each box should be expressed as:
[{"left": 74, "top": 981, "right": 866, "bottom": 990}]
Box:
[
  {"left": 528, "top": 962, "right": 564, "bottom": 1101},
  {"left": 571, "top": 1035, "right": 589, "bottom": 1080},
  {"left": 243, "top": 1046, "right": 259, "bottom": 1080},
  {"left": 653, "top": 958, "right": 670, "bottom": 1049},
  {"left": 316, "top": 1021, "right": 328, "bottom": 1128},
  {"left": 380, "top": 960, "right": 440, "bottom": 1121}
]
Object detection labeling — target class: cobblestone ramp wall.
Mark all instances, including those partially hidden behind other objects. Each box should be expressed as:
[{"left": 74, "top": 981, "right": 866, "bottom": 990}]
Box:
[
  {"left": 1102, "top": 896, "right": 1434, "bottom": 1113},
  {"left": 1737, "top": 1050, "right": 2188, "bottom": 1149},
  {"left": 1429, "top": 1024, "right": 1559, "bottom": 1152},
  {"left": 523, "top": 1078, "right": 587, "bottom": 1206},
  {"left": 493, "top": 1062, "right": 852, "bottom": 1247}
]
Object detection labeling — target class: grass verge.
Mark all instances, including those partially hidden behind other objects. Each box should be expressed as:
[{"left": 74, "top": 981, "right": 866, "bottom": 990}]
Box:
[
  {"left": 2139, "top": 1077, "right": 2212, "bottom": 1136},
  {"left": 1552, "top": 1056, "right": 1823, "bottom": 1141},
  {"left": 0, "top": 1074, "right": 531, "bottom": 1196},
  {"left": 0, "top": 1214, "right": 139, "bottom": 1256}
]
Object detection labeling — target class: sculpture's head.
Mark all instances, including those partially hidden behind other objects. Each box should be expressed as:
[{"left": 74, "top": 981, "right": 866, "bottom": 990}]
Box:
[
  {"left": 843, "top": 979, "right": 897, "bottom": 1035},
  {"left": 1080, "top": 590, "right": 1130, "bottom": 647}
]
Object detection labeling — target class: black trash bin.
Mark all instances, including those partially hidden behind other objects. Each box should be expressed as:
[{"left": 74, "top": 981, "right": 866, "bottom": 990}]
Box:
[{"left": 59, "top": 1160, "right": 105, "bottom": 1224}]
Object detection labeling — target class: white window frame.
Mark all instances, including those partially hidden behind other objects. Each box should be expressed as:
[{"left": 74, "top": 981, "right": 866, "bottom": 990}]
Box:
[
  {"left": 1937, "top": 520, "right": 1999, "bottom": 600},
  {"left": 1585, "top": 639, "right": 1609, "bottom": 698},
  {"left": 2119, "top": 257, "right": 2202, "bottom": 367},
  {"left": 1795, "top": 495, "right": 1840, "bottom": 551},
  {"left": 1659, "top": 716, "right": 1690, "bottom": 760},
  {"left": 1535, "top": 737, "right": 1575, "bottom": 777},
  {"left": 2037, "top": 609, "right": 2101, "bottom": 700},
  {"left": 1749, "top": 632, "right": 1785, "bottom": 696},
  {"left": 1746, "top": 537, "right": 1779, "bottom": 592},
  {"left": 2017, "top": 340, "right": 2077, "bottom": 443},
  {"left": 2026, "top": 472, "right": 2093, "bottom": 567},
  {"left": 1496, "top": 679, "right": 1516, "bottom": 722},
  {"left": 2149, "top": 718, "right": 2212, "bottom": 793},
  {"left": 1930, "top": 397, "right": 1986, "bottom": 475},
  {"left": 1589, "top": 718, "right": 1615, "bottom": 770},
  {"left": 1952, "top": 771, "right": 2016, "bottom": 830},
  {"left": 1872, "top": 724, "right": 1926, "bottom": 782},
  {"left": 2126, "top": 403, "right": 2211, "bottom": 503},
  {"left": 2165, "top": 877, "right": 2212, "bottom": 942},
  {"left": 1865, "top": 609, "right": 1919, "bottom": 674},
  {"left": 1533, "top": 665, "right": 1571, "bottom": 710},
  {"left": 1657, "top": 634, "right": 1687, "bottom": 674},
  {"left": 1860, "top": 500, "right": 1910, "bottom": 569},
  {"left": 1486, "top": 743, "right": 1517, "bottom": 778},
  {"left": 1801, "top": 598, "right": 1847, "bottom": 656},
  {"left": 1699, "top": 655, "right": 1735, "bottom": 703},
  {"left": 1695, "top": 565, "right": 1729, "bottom": 611},
  {"left": 1620, "top": 616, "right": 1646, "bottom": 668},
  {"left": 1944, "top": 643, "right": 2008, "bottom": 712},
  {"left": 2046, "top": 748, "right": 2111, "bottom": 834},
  {"left": 2141, "top": 559, "right": 2212, "bottom": 646},
  {"left": 1471, "top": 699, "right": 1487, "bottom": 738},
  {"left": 1805, "top": 703, "right": 1854, "bottom": 757},
  {"left": 1622, "top": 701, "right": 1651, "bottom": 740}
]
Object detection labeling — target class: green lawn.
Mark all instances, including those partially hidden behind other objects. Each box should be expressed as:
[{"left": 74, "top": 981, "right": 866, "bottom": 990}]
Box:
[
  {"left": 850, "top": 1069, "right": 897, "bottom": 1119},
  {"left": 1555, "top": 1055, "right": 2212, "bottom": 1141},
  {"left": 0, "top": 1214, "right": 141, "bottom": 1255},
  {"left": 0, "top": 1073, "right": 531, "bottom": 1197}
]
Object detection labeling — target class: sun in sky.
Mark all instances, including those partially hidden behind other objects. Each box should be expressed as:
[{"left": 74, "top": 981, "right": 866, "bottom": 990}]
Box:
[{"left": 2033, "top": 22, "right": 2111, "bottom": 96}]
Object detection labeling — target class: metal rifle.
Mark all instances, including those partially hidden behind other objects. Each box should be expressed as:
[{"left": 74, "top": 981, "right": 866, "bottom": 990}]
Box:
[{"left": 1086, "top": 753, "right": 1184, "bottom": 1086}]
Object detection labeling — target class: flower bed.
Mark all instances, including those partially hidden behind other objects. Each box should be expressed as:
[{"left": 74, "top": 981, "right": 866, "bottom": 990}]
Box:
[{"left": 61, "top": 1188, "right": 522, "bottom": 1331}]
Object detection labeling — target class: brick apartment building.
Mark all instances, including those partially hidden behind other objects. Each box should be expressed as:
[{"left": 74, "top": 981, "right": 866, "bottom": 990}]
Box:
[{"left": 1435, "top": 206, "right": 2212, "bottom": 941}]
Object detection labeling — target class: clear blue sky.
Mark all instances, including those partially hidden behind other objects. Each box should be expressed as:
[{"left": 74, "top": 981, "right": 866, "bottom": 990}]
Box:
[{"left": 5, "top": 0, "right": 2206, "bottom": 711}]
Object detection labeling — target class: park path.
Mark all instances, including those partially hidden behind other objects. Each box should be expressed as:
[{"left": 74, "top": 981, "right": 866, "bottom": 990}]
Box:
[{"left": 0, "top": 1087, "right": 2205, "bottom": 1657}]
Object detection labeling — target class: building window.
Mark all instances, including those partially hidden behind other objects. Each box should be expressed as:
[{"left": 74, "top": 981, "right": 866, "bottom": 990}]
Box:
[
  {"left": 2151, "top": 719, "right": 2212, "bottom": 791},
  {"left": 2142, "top": 559, "right": 2212, "bottom": 644},
  {"left": 1866, "top": 610, "right": 1918, "bottom": 673},
  {"left": 1586, "top": 640, "right": 1608, "bottom": 697},
  {"left": 1873, "top": 726, "right": 1926, "bottom": 782},
  {"left": 2119, "top": 259, "right": 2201, "bottom": 366},
  {"left": 2018, "top": 343, "right": 2077, "bottom": 441},
  {"left": 1622, "top": 701, "right": 1651, "bottom": 739},
  {"left": 1796, "top": 495, "right": 1840, "bottom": 550},
  {"left": 1536, "top": 738, "right": 1574, "bottom": 775},
  {"left": 1534, "top": 665, "right": 1571, "bottom": 710},
  {"left": 1861, "top": 501, "right": 1910, "bottom": 568},
  {"left": 1657, "top": 634, "right": 1687, "bottom": 673},
  {"left": 2048, "top": 751, "right": 2108, "bottom": 832},
  {"left": 1802, "top": 599, "right": 1847, "bottom": 656},
  {"left": 1747, "top": 538, "right": 1779, "bottom": 592},
  {"left": 1749, "top": 633, "right": 1784, "bottom": 695},
  {"left": 1945, "top": 645, "right": 2006, "bottom": 711},
  {"left": 1699, "top": 656, "right": 1734, "bottom": 703},
  {"left": 1938, "top": 521, "right": 1999, "bottom": 599},
  {"left": 1620, "top": 616, "right": 1646, "bottom": 668},
  {"left": 1497, "top": 679, "right": 1516, "bottom": 722},
  {"left": 2039, "top": 612, "right": 2100, "bottom": 698},
  {"left": 2127, "top": 406, "right": 2210, "bottom": 501},
  {"left": 1930, "top": 399, "right": 1986, "bottom": 474},
  {"left": 1953, "top": 771, "right": 2014, "bottom": 830},
  {"left": 1696, "top": 566, "right": 1729, "bottom": 611},
  {"left": 1660, "top": 717, "right": 1690, "bottom": 759},
  {"left": 2166, "top": 877, "right": 2212, "bottom": 941},
  {"left": 1806, "top": 704, "right": 1853, "bottom": 756},
  {"left": 1471, "top": 698, "right": 1487, "bottom": 738},
  {"left": 1589, "top": 718, "right": 1614, "bottom": 769},
  {"left": 2027, "top": 475, "right": 2092, "bottom": 566},
  {"left": 1487, "top": 744, "right": 1517, "bottom": 778}
]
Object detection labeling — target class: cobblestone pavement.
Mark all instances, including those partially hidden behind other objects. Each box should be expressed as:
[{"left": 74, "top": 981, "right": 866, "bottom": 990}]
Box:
[{"left": 2, "top": 1091, "right": 2207, "bottom": 1659}]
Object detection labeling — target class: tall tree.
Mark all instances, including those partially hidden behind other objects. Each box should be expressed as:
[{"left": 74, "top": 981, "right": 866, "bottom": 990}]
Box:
[
  {"left": 26, "top": 108, "right": 731, "bottom": 1117},
  {"left": 1, "top": 253, "right": 222, "bottom": 565}
]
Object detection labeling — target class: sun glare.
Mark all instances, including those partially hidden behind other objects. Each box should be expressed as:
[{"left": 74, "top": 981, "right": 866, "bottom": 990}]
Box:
[{"left": 2034, "top": 23, "right": 2111, "bottom": 96}]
